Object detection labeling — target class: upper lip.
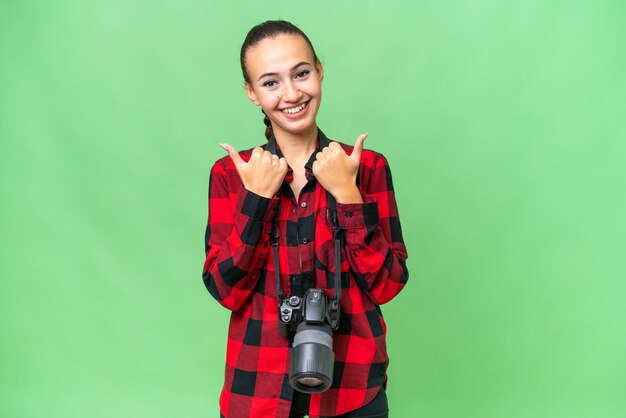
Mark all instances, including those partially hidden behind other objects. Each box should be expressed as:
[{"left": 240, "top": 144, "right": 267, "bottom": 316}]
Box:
[{"left": 279, "top": 100, "right": 309, "bottom": 110}]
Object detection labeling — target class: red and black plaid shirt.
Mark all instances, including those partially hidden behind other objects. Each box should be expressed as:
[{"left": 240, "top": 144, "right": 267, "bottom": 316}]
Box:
[{"left": 202, "top": 127, "right": 409, "bottom": 418}]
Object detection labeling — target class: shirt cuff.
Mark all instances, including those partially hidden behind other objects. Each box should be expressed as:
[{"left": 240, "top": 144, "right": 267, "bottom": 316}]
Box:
[
  {"left": 335, "top": 194, "right": 379, "bottom": 229},
  {"left": 235, "top": 184, "right": 280, "bottom": 221}
]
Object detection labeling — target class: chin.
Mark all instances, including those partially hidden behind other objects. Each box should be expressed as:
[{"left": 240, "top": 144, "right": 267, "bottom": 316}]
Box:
[
  {"left": 279, "top": 120, "right": 317, "bottom": 135},
  {"left": 273, "top": 113, "right": 319, "bottom": 136}
]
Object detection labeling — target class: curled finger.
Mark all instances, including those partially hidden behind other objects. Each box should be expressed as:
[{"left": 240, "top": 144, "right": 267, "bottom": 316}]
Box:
[
  {"left": 251, "top": 147, "right": 264, "bottom": 160},
  {"left": 271, "top": 154, "right": 280, "bottom": 166},
  {"left": 328, "top": 142, "right": 342, "bottom": 153}
]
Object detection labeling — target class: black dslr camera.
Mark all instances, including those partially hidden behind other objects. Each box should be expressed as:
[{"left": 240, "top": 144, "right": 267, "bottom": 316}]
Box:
[{"left": 278, "top": 288, "right": 340, "bottom": 393}]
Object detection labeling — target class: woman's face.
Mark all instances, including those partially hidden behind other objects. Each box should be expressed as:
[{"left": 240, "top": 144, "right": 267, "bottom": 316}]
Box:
[{"left": 244, "top": 34, "right": 323, "bottom": 138}]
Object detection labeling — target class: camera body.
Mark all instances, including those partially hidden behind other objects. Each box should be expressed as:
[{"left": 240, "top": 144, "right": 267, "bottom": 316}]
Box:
[{"left": 278, "top": 289, "right": 340, "bottom": 337}]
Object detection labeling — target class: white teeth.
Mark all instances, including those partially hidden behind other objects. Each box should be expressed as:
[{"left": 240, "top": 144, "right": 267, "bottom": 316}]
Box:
[{"left": 282, "top": 102, "right": 306, "bottom": 114}]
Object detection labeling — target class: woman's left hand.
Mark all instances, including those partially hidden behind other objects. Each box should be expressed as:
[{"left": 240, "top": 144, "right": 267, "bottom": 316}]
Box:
[{"left": 312, "top": 133, "right": 368, "bottom": 204}]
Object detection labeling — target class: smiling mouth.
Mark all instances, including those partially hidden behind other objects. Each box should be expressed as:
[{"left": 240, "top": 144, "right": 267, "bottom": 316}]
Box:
[{"left": 281, "top": 101, "right": 309, "bottom": 115}]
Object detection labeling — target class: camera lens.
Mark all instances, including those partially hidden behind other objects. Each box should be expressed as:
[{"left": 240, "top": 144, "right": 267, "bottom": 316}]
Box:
[{"left": 296, "top": 377, "right": 324, "bottom": 387}]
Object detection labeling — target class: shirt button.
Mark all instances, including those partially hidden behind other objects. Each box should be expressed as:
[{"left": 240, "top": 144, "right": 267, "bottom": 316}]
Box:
[
  {"left": 302, "top": 238, "right": 309, "bottom": 244},
  {"left": 345, "top": 212, "right": 353, "bottom": 218},
  {"left": 301, "top": 202, "right": 307, "bottom": 208},
  {"left": 292, "top": 208, "right": 296, "bottom": 213}
]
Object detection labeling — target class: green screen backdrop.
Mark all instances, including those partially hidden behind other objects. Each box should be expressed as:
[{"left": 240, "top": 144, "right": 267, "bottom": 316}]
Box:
[{"left": 1, "top": 1, "right": 625, "bottom": 417}]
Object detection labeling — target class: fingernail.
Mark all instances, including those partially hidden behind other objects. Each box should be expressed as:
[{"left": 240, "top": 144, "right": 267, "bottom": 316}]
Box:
[{"left": 219, "top": 143, "right": 227, "bottom": 150}]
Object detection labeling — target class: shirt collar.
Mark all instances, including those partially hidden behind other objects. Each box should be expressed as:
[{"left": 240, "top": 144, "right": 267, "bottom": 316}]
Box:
[{"left": 264, "top": 127, "right": 330, "bottom": 182}]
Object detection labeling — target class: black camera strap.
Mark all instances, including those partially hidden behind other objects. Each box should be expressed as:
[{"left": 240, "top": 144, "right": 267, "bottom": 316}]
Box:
[
  {"left": 270, "top": 203, "right": 283, "bottom": 301},
  {"left": 325, "top": 191, "right": 342, "bottom": 303},
  {"left": 270, "top": 190, "right": 342, "bottom": 304}
]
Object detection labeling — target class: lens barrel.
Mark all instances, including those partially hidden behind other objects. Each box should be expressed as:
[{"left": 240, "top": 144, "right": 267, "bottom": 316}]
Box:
[{"left": 289, "top": 322, "right": 334, "bottom": 393}]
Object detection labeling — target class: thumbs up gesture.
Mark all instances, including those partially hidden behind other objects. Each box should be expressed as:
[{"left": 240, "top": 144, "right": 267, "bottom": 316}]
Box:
[
  {"left": 312, "top": 133, "right": 368, "bottom": 204},
  {"left": 220, "top": 144, "right": 288, "bottom": 198}
]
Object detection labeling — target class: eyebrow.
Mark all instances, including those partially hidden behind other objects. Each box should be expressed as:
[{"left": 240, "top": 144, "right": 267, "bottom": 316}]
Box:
[{"left": 257, "top": 61, "right": 311, "bottom": 81}]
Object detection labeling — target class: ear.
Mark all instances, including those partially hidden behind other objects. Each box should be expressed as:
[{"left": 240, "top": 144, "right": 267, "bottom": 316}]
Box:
[
  {"left": 244, "top": 81, "right": 261, "bottom": 106},
  {"left": 315, "top": 59, "right": 324, "bottom": 83}
]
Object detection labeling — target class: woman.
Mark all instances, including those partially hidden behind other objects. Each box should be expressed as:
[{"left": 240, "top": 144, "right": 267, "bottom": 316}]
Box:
[{"left": 202, "top": 20, "right": 409, "bottom": 418}]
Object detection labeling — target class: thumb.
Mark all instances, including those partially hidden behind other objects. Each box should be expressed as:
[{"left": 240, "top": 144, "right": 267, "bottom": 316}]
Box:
[
  {"left": 220, "top": 143, "right": 244, "bottom": 169},
  {"left": 350, "top": 133, "right": 368, "bottom": 162}
]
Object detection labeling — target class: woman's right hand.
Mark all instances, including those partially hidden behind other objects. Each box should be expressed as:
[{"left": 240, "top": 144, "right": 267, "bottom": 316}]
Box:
[{"left": 220, "top": 143, "right": 288, "bottom": 198}]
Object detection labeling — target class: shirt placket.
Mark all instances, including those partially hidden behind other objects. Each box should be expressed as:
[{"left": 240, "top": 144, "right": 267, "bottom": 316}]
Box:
[{"left": 284, "top": 170, "right": 317, "bottom": 297}]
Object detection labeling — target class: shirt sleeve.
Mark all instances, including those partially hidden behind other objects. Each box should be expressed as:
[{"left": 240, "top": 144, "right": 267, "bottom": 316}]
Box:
[
  {"left": 202, "top": 160, "right": 280, "bottom": 311},
  {"left": 334, "top": 153, "right": 409, "bottom": 304}
]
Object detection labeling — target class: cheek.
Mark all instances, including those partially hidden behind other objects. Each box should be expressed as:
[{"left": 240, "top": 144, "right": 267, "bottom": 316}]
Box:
[
  {"left": 257, "top": 93, "right": 279, "bottom": 109},
  {"left": 311, "top": 87, "right": 322, "bottom": 107},
  {"left": 309, "top": 83, "right": 322, "bottom": 102}
]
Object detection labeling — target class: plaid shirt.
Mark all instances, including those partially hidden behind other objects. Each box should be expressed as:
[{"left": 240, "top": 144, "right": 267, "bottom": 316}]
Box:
[{"left": 202, "top": 128, "right": 409, "bottom": 418}]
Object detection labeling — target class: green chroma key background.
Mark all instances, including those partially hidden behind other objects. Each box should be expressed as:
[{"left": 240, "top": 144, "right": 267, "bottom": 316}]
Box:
[{"left": 1, "top": 1, "right": 624, "bottom": 417}]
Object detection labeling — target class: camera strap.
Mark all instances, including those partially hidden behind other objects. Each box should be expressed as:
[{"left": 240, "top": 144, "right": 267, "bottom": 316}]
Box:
[
  {"left": 270, "top": 189, "right": 342, "bottom": 304},
  {"left": 270, "top": 203, "right": 283, "bottom": 301},
  {"left": 325, "top": 191, "right": 343, "bottom": 303}
]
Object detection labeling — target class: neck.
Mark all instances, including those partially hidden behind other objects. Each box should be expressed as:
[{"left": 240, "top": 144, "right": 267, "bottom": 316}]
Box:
[{"left": 273, "top": 125, "right": 318, "bottom": 164}]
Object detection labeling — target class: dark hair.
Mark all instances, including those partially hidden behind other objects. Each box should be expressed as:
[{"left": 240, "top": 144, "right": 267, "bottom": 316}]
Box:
[{"left": 240, "top": 20, "right": 319, "bottom": 140}]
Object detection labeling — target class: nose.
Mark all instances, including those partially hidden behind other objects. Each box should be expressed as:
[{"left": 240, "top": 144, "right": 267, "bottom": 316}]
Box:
[{"left": 282, "top": 80, "right": 302, "bottom": 102}]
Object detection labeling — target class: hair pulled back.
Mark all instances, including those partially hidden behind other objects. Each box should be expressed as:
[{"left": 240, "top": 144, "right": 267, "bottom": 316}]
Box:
[{"left": 240, "top": 20, "right": 319, "bottom": 140}]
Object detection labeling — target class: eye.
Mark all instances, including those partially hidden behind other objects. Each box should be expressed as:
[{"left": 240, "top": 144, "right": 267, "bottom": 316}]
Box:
[
  {"left": 295, "top": 70, "right": 310, "bottom": 79},
  {"left": 262, "top": 80, "right": 278, "bottom": 88}
]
